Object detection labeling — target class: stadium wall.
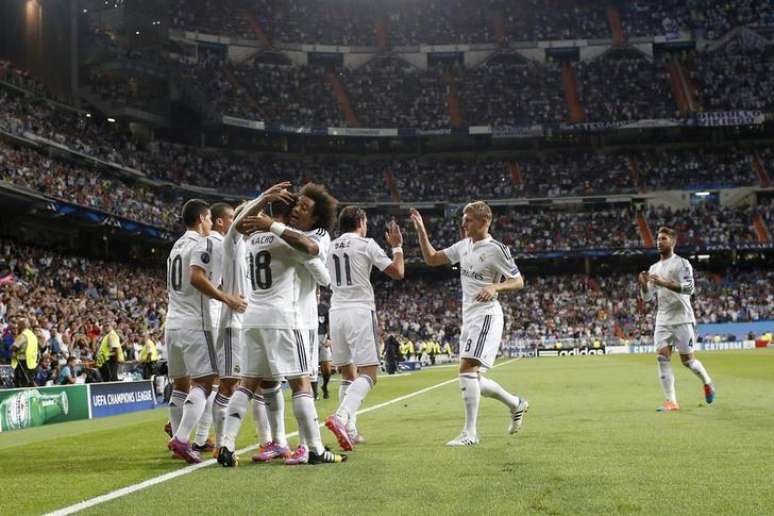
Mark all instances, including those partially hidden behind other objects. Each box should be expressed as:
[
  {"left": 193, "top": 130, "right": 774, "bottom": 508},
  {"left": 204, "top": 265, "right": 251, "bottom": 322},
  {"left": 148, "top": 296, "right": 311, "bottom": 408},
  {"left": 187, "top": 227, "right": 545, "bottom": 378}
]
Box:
[
  {"left": 697, "top": 321, "right": 774, "bottom": 340},
  {"left": 0, "top": 0, "right": 77, "bottom": 98}
]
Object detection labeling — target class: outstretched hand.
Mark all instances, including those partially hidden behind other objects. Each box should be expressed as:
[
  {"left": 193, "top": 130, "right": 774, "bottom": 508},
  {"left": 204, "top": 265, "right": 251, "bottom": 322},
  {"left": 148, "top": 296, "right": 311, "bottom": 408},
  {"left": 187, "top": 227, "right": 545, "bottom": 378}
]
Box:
[
  {"left": 409, "top": 209, "right": 426, "bottom": 234},
  {"left": 262, "top": 181, "right": 295, "bottom": 205},
  {"left": 238, "top": 212, "right": 274, "bottom": 234},
  {"left": 385, "top": 220, "right": 403, "bottom": 248}
]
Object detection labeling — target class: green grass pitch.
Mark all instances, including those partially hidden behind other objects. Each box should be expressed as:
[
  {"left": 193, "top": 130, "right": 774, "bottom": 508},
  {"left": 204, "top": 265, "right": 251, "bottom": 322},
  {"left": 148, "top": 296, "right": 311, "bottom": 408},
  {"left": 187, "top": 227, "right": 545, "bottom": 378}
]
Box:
[{"left": 1, "top": 350, "right": 772, "bottom": 515}]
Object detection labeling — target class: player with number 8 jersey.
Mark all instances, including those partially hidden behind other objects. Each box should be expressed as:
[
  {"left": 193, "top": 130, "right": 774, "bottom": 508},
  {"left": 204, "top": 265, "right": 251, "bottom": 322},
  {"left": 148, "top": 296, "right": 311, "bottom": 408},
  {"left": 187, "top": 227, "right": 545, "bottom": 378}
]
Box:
[{"left": 411, "top": 201, "right": 528, "bottom": 447}]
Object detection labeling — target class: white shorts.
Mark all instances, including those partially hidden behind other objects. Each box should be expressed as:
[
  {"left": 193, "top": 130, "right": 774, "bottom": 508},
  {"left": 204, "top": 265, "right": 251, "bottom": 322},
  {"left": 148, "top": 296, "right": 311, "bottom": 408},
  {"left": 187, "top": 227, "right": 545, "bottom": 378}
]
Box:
[
  {"left": 318, "top": 335, "right": 332, "bottom": 363},
  {"left": 459, "top": 314, "right": 503, "bottom": 370},
  {"left": 240, "top": 327, "right": 312, "bottom": 380},
  {"left": 330, "top": 308, "right": 380, "bottom": 368},
  {"left": 306, "top": 330, "right": 319, "bottom": 381},
  {"left": 165, "top": 328, "right": 218, "bottom": 380},
  {"left": 654, "top": 324, "right": 696, "bottom": 355},
  {"left": 217, "top": 327, "right": 243, "bottom": 379}
]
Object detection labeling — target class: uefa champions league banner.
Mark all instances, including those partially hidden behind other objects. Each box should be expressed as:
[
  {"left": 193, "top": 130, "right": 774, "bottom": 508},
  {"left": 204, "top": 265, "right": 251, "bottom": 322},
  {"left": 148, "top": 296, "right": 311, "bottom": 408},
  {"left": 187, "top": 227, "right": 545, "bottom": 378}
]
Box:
[
  {"left": 0, "top": 381, "right": 156, "bottom": 432},
  {"left": 89, "top": 381, "right": 156, "bottom": 418},
  {"left": 0, "top": 384, "right": 90, "bottom": 432}
]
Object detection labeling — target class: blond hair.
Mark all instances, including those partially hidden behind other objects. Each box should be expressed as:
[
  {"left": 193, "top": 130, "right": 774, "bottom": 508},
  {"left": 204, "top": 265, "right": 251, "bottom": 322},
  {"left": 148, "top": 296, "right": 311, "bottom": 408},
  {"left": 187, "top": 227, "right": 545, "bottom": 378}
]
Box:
[{"left": 463, "top": 201, "right": 492, "bottom": 222}]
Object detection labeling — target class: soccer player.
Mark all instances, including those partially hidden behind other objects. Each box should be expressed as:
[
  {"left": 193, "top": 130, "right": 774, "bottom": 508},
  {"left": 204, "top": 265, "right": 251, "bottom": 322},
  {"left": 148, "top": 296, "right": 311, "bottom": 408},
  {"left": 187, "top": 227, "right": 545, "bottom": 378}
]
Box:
[
  {"left": 166, "top": 199, "right": 247, "bottom": 464},
  {"left": 638, "top": 226, "right": 715, "bottom": 412},
  {"left": 324, "top": 207, "right": 404, "bottom": 451},
  {"left": 411, "top": 202, "right": 528, "bottom": 447},
  {"left": 289, "top": 184, "right": 336, "bottom": 403},
  {"left": 218, "top": 198, "right": 344, "bottom": 466},
  {"left": 212, "top": 184, "right": 295, "bottom": 460},
  {"left": 250, "top": 183, "right": 338, "bottom": 463},
  {"left": 189, "top": 202, "right": 237, "bottom": 455}
]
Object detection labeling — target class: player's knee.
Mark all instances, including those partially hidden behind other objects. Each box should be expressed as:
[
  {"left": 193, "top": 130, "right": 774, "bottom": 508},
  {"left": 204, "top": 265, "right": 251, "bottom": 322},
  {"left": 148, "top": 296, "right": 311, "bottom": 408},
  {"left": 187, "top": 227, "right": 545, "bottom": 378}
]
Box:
[{"left": 218, "top": 380, "right": 237, "bottom": 397}]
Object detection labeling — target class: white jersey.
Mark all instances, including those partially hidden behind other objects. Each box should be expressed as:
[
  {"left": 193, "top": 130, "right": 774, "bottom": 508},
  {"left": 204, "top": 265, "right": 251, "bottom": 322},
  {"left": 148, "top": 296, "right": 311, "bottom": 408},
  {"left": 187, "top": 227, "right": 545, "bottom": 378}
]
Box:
[
  {"left": 241, "top": 232, "right": 328, "bottom": 329},
  {"left": 442, "top": 236, "right": 521, "bottom": 322},
  {"left": 298, "top": 228, "right": 331, "bottom": 330},
  {"left": 642, "top": 254, "right": 696, "bottom": 326},
  {"left": 328, "top": 232, "right": 393, "bottom": 312},
  {"left": 207, "top": 232, "right": 225, "bottom": 328},
  {"left": 165, "top": 230, "right": 214, "bottom": 331},
  {"left": 217, "top": 227, "right": 247, "bottom": 331}
]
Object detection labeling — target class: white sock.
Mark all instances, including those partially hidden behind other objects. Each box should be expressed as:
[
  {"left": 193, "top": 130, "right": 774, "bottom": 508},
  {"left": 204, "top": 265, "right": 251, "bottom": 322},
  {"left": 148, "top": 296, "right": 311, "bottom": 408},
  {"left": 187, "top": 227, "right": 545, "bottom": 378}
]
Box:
[
  {"left": 480, "top": 376, "right": 520, "bottom": 410},
  {"left": 169, "top": 390, "right": 187, "bottom": 435},
  {"left": 251, "top": 395, "right": 272, "bottom": 445},
  {"left": 263, "top": 385, "right": 287, "bottom": 447},
  {"left": 685, "top": 359, "right": 711, "bottom": 385},
  {"left": 459, "top": 373, "right": 480, "bottom": 436},
  {"left": 293, "top": 392, "right": 324, "bottom": 454},
  {"left": 336, "top": 375, "right": 373, "bottom": 423},
  {"left": 174, "top": 385, "right": 208, "bottom": 443},
  {"left": 194, "top": 388, "right": 216, "bottom": 446},
  {"left": 212, "top": 391, "right": 230, "bottom": 449},
  {"left": 222, "top": 387, "right": 252, "bottom": 452},
  {"left": 338, "top": 380, "right": 351, "bottom": 403},
  {"left": 657, "top": 355, "right": 677, "bottom": 403}
]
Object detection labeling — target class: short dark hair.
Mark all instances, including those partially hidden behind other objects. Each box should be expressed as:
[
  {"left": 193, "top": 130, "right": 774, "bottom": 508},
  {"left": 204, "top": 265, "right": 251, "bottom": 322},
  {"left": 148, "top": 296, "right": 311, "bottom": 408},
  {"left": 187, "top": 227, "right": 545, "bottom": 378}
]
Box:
[
  {"left": 300, "top": 183, "right": 337, "bottom": 233},
  {"left": 338, "top": 206, "right": 366, "bottom": 233},
  {"left": 182, "top": 199, "right": 210, "bottom": 228},
  {"left": 210, "top": 202, "right": 233, "bottom": 222},
  {"left": 657, "top": 226, "right": 676, "bottom": 238},
  {"left": 269, "top": 195, "right": 296, "bottom": 219}
]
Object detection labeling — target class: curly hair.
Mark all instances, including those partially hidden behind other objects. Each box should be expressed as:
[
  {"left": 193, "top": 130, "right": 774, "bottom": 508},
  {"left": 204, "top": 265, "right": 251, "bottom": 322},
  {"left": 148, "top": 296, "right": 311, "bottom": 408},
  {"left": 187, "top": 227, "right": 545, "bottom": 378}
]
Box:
[{"left": 299, "top": 183, "right": 338, "bottom": 233}]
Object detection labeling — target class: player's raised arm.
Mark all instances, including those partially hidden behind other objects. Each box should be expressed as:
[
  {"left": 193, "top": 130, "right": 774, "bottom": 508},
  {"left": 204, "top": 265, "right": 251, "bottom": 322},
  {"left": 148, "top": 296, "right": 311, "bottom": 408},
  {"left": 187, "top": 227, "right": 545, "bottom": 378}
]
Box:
[
  {"left": 382, "top": 220, "right": 404, "bottom": 280},
  {"left": 240, "top": 211, "right": 321, "bottom": 257},
  {"left": 234, "top": 181, "right": 294, "bottom": 235},
  {"left": 410, "top": 209, "right": 449, "bottom": 266}
]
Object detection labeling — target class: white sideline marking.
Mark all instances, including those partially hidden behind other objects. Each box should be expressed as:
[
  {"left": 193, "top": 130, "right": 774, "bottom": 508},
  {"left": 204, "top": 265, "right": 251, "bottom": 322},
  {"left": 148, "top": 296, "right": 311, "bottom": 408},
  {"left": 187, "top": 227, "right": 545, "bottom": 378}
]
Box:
[{"left": 46, "top": 359, "right": 517, "bottom": 515}]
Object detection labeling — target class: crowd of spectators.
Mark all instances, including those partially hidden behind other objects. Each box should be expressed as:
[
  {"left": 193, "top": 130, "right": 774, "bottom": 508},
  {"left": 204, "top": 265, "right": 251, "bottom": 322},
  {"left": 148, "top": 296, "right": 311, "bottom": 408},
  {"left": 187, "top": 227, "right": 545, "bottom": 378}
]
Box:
[
  {"left": 618, "top": 0, "right": 692, "bottom": 38},
  {"left": 576, "top": 51, "right": 676, "bottom": 122},
  {"left": 0, "top": 140, "right": 180, "bottom": 229},
  {"left": 1, "top": 231, "right": 770, "bottom": 384},
  {"left": 341, "top": 58, "right": 449, "bottom": 129},
  {"left": 170, "top": 0, "right": 254, "bottom": 40},
  {"left": 646, "top": 203, "right": 763, "bottom": 249},
  {"left": 227, "top": 58, "right": 342, "bottom": 127},
  {"left": 634, "top": 147, "right": 756, "bottom": 190},
  {"left": 0, "top": 239, "right": 166, "bottom": 385},
  {"left": 374, "top": 266, "right": 773, "bottom": 350},
  {"left": 459, "top": 56, "right": 566, "bottom": 126},
  {"left": 169, "top": 0, "right": 774, "bottom": 46},
  {"left": 694, "top": 44, "right": 774, "bottom": 113}
]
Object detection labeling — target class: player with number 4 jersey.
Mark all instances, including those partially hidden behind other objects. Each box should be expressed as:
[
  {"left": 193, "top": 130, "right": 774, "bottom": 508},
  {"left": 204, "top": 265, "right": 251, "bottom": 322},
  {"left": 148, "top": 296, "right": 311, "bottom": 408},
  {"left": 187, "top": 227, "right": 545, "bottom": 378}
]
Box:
[{"left": 639, "top": 226, "right": 715, "bottom": 412}]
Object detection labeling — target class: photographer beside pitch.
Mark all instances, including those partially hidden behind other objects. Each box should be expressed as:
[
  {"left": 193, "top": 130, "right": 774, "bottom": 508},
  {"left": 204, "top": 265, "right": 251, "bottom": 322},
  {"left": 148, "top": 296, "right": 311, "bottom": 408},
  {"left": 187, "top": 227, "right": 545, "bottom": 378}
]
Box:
[
  {"left": 639, "top": 226, "right": 715, "bottom": 412},
  {"left": 411, "top": 202, "right": 528, "bottom": 447}
]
